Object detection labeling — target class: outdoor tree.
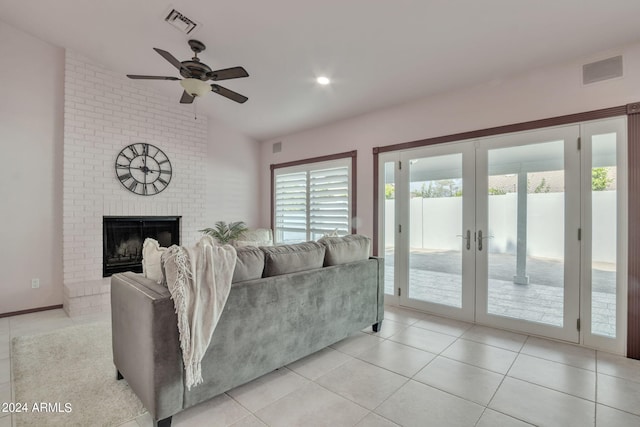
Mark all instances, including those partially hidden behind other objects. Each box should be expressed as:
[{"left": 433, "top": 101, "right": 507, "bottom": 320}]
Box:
[
  {"left": 533, "top": 177, "right": 551, "bottom": 193},
  {"left": 385, "top": 183, "right": 395, "bottom": 199},
  {"left": 411, "top": 180, "right": 462, "bottom": 198},
  {"left": 488, "top": 187, "right": 507, "bottom": 195},
  {"left": 592, "top": 167, "right": 612, "bottom": 191},
  {"left": 527, "top": 177, "right": 551, "bottom": 193}
]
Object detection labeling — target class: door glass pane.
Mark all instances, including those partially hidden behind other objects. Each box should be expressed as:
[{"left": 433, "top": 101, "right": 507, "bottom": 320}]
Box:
[
  {"left": 487, "top": 141, "right": 565, "bottom": 326},
  {"left": 408, "top": 153, "right": 463, "bottom": 308},
  {"left": 591, "top": 133, "right": 617, "bottom": 337},
  {"left": 383, "top": 161, "right": 396, "bottom": 295}
]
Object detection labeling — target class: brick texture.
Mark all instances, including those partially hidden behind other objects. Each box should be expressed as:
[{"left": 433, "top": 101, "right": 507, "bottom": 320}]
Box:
[{"left": 62, "top": 50, "right": 207, "bottom": 287}]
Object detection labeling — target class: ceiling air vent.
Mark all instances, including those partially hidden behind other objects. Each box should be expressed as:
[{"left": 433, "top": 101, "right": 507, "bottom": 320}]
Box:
[
  {"left": 164, "top": 8, "right": 199, "bottom": 34},
  {"left": 583, "top": 55, "right": 623, "bottom": 85}
]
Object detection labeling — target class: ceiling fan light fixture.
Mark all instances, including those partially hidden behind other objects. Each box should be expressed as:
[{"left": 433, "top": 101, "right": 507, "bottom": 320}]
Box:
[{"left": 180, "top": 78, "right": 211, "bottom": 97}]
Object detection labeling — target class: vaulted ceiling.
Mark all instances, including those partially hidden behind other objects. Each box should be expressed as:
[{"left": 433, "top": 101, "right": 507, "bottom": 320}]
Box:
[{"left": 2, "top": 0, "right": 640, "bottom": 141}]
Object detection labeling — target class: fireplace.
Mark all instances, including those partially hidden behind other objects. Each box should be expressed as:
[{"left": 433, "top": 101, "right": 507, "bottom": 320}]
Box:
[{"left": 103, "top": 216, "right": 180, "bottom": 277}]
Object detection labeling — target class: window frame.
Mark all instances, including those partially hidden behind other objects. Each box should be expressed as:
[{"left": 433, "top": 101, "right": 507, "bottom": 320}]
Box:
[{"left": 271, "top": 150, "right": 357, "bottom": 243}]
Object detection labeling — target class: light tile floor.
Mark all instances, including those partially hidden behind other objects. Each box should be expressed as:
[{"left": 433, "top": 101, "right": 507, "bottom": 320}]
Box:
[{"left": 1, "top": 307, "right": 640, "bottom": 426}]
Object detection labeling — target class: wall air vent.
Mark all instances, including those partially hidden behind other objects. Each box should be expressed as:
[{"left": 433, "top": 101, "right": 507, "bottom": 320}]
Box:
[
  {"left": 583, "top": 55, "right": 623, "bottom": 85},
  {"left": 164, "top": 8, "right": 199, "bottom": 34}
]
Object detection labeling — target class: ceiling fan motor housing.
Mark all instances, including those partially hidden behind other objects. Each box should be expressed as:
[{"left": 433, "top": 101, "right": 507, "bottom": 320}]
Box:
[
  {"left": 180, "top": 60, "right": 212, "bottom": 80},
  {"left": 179, "top": 40, "right": 210, "bottom": 80}
]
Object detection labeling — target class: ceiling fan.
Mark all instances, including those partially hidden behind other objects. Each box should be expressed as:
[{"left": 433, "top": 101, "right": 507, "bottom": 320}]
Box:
[{"left": 127, "top": 39, "right": 249, "bottom": 104}]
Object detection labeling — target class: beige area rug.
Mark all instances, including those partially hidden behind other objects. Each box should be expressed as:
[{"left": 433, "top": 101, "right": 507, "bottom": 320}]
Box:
[{"left": 11, "top": 322, "right": 146, "bottom": 427}]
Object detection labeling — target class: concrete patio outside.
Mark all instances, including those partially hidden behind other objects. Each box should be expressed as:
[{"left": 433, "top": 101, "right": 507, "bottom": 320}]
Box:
[{"left": 383, "top": 249, "right": 616, "bottom": 338}]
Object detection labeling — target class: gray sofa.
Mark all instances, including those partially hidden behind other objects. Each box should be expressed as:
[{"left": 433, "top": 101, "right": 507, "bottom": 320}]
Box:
[{"left": 111, "top": 236, "right": 384, "bottom": 427}]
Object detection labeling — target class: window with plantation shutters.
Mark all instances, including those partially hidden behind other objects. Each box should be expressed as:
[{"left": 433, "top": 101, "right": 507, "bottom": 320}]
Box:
[{"left": 272, "top": 154, "right": 355, "bottom": 244}]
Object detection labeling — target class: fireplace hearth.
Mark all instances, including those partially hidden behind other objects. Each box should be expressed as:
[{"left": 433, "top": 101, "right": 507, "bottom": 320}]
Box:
[{"left": 103, "top": 216, "right": 180, "bottom": 277}]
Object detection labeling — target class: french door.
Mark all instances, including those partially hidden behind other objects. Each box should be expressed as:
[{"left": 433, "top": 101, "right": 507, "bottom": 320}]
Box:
[
  {"left": 379, "top": 141, "right": 476, "bottom": 320},
  {"left": 379, "top": 117, "right": 627, "bottom": 353},
  {"left": 475, "top": 126, "right": 581, "bottom": 342}
]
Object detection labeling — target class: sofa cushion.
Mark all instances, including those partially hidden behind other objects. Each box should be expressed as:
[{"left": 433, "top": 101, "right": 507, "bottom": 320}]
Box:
[
  {"left": 261, "top": 242, "right": 326, "bottom": 277},
  {"left": 142, "top": 238, "right": 167, "bottom": 283},
  {"left": 318, "top": 234, "right": 371, "bottom": 266},
  {"left": 232, "top": 246, "right": 265, "bottom": 283}
]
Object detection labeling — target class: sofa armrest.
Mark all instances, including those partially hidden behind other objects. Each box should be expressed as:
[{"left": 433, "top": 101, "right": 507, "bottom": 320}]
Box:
[{"left": 111, "top": 272, "right": 183, "bottom": 420}]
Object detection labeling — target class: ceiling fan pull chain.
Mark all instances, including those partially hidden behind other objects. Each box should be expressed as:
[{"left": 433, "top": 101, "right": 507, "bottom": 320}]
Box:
[{"left": 194, "top": 97, "right": 198, "bottom": 120}]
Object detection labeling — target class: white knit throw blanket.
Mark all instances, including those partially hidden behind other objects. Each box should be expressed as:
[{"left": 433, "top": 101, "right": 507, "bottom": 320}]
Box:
[{"left": 162, "top": 236, "right": 237, "bottom": 390}]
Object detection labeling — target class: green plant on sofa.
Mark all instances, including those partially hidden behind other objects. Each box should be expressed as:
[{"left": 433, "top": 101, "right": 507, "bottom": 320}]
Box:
[{"left": 199, "top": 221, "right": 248, "bottom": 244}]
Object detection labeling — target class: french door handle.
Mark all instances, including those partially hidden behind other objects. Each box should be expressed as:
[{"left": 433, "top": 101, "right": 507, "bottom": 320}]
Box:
[
  {"left": 457, "top": 230, "right": 471, "bottom": 250},
  {"left": 477, "top": 230, "right": 494, "bottom": 251}
]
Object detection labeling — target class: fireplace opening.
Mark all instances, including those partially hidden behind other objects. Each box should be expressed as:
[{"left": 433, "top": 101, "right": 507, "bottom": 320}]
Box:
[{"left": 103, "top": 216, "right": 180, "bottom": 277}]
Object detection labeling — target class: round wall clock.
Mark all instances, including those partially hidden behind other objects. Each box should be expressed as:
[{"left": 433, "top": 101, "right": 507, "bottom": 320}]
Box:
[{"left": 115, "top": 143, "right": 172, "bottom": 196}]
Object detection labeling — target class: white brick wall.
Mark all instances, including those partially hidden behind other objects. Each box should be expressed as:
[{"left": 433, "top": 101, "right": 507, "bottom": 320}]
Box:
[{"left": 63, "top": 50, "right": 207, "bottom": 285}]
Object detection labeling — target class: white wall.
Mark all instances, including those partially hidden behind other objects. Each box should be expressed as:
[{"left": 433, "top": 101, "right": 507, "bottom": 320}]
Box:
[
  {"left": 207, "top": 118, "right": 261, "bottom": 227},
  {"left": 0, "top": 21, "right": 64, "bottom": 314},
  {"left": 260, "top": 41, "right": 640, "bottom": 241}
]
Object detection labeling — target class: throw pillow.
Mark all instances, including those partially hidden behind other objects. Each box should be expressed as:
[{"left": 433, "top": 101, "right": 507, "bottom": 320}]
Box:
[
  {"left": 261, "top": 242, "right": 326, "bottom": 277},
  {"left": 142, "top": 238, "right": 166, "bottom": 283},
  {"left": 232, "top": 246, "right": 265, "bottom": 283},
  {"left": 318, "top": 234, "right": 371, "bottom": 266}
]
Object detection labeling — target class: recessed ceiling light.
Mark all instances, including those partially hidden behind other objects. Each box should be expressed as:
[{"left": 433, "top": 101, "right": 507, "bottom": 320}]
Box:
[{"left": 316, "top": 76, "right": 330, "bottom": 85}]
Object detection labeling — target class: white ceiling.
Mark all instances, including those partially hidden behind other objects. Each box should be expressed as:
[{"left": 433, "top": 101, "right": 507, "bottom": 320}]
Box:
[{"left": 2, "top": 0, "right": 640, "bottom": 141}]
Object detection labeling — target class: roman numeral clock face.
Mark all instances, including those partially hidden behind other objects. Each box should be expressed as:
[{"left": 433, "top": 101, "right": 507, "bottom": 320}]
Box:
[{"left": 115, "top": 143, "right": 172, "bottom": 196}]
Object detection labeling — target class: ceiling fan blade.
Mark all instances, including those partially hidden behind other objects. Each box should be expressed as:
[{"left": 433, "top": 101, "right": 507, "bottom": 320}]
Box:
[
  {"left": 208, "top": 66, "right": 249, "bottom": 81},
  {"left": 211, "top": 84, "right": 248, "bottom": 104},
  {"left": 127, "top": 75, "right": 180, "bottom": 80},
  {"left": 180, "top": 91, "right": 195, "bottom": 104},
  {"left": 153, "top": 48, "right": 192, "bottom": 77}
]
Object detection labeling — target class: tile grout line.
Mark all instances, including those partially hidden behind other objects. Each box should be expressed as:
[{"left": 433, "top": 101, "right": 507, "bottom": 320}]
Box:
[
  {"left": 372, "top": 322, "right": 537, "bottom": 419},
  {"left": 436, "top": 352, "right": 514, "bottom": 376},
  {"left": 282, "top": 328, "right": 415, "bottom": 424},
  {"left": 224, "top": 366, "right": 309, "bottom": 416},
  {"left": 485, "top": 333, "right": 529, "bottom": 409},
  {"left": 222, "top": 331, "right": 401, "bottom": 426},
  {"left": 476, "top": 334, "right": 537, "bottom": 427}
]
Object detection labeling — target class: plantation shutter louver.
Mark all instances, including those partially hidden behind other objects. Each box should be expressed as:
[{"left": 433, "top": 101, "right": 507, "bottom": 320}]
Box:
[
  {"left": 273, "top": 158, "right": 352, "bottom": 244},
  {"left": 274, "top": 171, "right": 308, "bottom": 243},
  {"left": 309, "top": 166, "right": 350, "bottom": 240}
]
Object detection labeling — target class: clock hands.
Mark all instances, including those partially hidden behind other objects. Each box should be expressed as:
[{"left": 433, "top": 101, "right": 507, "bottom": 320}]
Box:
[
  {"left": 138, "top": 166, "right": 159, "bottom": 174},
  {"left": 143, "top": 152, "right": 147, "bottom": 187}
]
